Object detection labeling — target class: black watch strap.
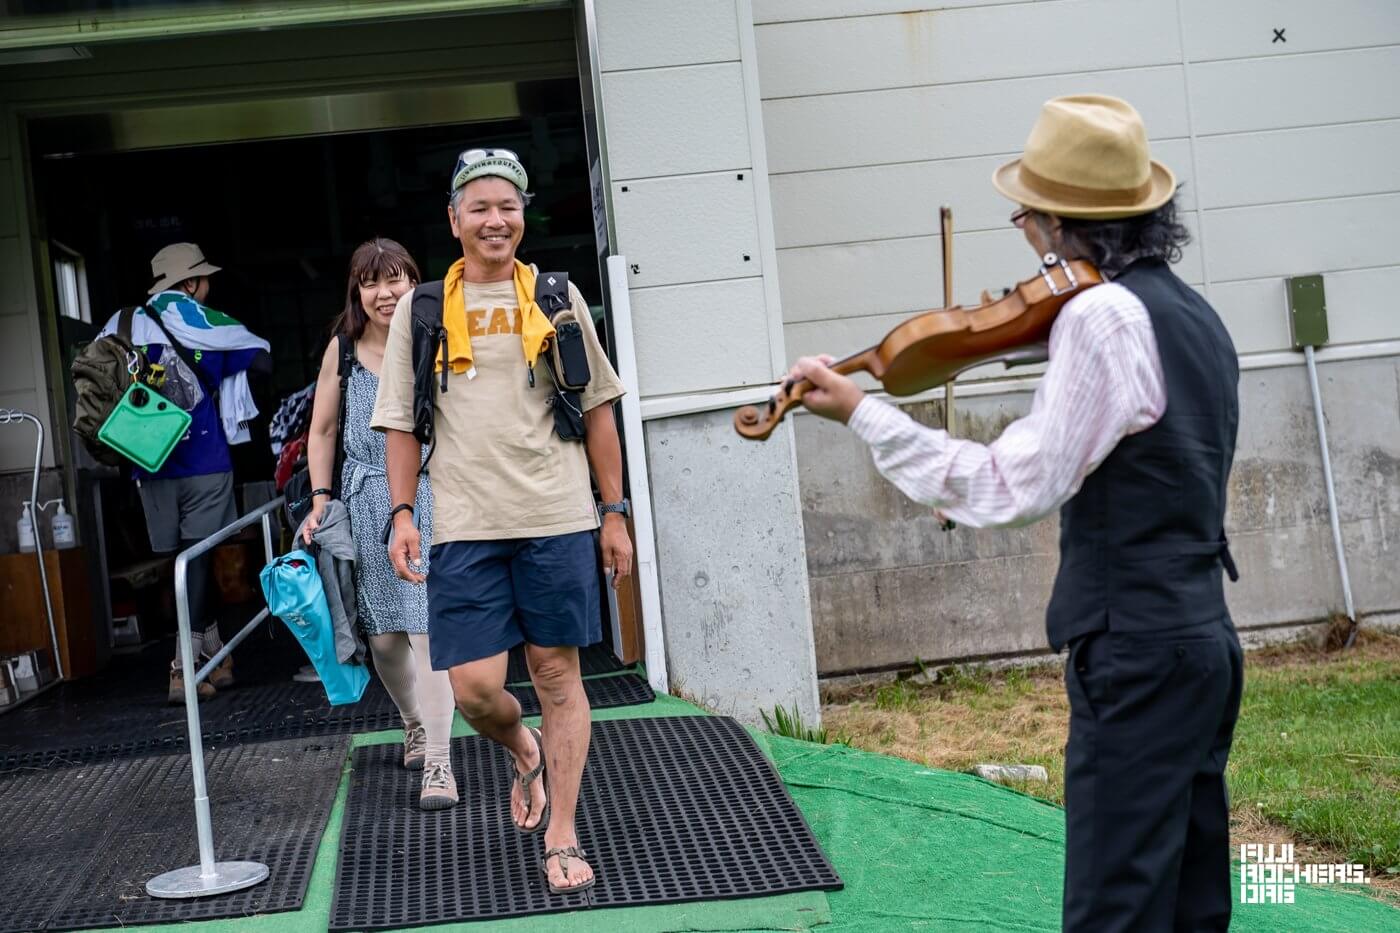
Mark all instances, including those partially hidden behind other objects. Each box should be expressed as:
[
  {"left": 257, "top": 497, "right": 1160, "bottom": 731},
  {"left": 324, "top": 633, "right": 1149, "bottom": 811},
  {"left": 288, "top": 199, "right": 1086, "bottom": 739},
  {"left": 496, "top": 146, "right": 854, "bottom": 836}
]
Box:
[
  {"left": 311, "top": 487, "right": 333, "bottom": 499},
  {"left": 381, "top": 503, "right": 414, "bottom": 545}
]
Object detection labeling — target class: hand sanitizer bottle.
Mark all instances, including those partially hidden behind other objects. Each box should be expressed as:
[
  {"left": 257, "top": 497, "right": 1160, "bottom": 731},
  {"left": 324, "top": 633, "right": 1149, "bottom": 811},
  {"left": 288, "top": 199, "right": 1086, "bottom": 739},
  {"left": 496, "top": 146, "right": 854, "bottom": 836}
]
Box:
[
  {"left": 17, "top": 503, "right": 36, "bottom": 553},
  {"left": 51, "top": 500, "right": 76, "bottom": 550}
]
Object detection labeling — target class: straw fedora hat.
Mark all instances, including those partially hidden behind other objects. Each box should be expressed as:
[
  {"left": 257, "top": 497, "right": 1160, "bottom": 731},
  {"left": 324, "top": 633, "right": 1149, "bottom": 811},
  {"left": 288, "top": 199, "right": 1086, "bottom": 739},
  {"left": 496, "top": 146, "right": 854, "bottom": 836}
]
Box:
[
  {"left": 993, "top": 95, "right": 1176, "bottom": 220},
  {"left": 148, "top": 242, "right": 221, "bottom": 295}
]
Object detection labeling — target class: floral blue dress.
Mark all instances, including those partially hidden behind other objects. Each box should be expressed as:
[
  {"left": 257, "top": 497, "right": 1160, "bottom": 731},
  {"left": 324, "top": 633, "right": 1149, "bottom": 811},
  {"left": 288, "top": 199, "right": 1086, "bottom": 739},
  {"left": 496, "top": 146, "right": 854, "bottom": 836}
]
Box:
[{"left": 340, "top": 360, "right": 433, "bottom": 635}]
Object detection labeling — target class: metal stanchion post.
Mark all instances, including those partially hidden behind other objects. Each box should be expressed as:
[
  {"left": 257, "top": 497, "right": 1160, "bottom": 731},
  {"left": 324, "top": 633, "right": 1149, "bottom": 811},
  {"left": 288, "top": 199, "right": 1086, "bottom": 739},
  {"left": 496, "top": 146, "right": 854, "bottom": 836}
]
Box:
[{"left": 146, "top": 501, "right": 283, "bottom": 898}]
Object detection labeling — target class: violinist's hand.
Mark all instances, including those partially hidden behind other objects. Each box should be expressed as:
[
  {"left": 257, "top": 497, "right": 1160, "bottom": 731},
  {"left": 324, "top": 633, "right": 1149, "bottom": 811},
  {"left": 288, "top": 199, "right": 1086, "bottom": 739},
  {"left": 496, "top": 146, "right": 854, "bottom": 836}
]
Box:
[{"left": 789, "top": 355, "right": 866, "bottom": 424}]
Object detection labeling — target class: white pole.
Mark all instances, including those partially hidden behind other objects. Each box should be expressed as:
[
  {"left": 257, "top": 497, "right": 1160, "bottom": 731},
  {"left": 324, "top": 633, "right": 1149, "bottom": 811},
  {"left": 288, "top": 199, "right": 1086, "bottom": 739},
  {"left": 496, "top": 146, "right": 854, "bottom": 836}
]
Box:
[
  {"left": 1304, "top": 345, "right": 1355, "bottom": 621},
  {"left": 606, "top": 255, "right": 669, "bottom": 694}
]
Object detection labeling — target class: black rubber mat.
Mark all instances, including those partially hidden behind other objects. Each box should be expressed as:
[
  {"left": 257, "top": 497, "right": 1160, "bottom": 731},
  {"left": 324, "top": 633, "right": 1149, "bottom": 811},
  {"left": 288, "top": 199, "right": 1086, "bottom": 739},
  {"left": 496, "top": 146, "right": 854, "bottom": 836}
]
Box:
[
  {"left": 2, "top": 661, "right": 651, "bottom": 773},
  {"left": 0, "top": 736, "right": 347, "bottom": 932},
  {"left": 0, "top": 671, "right": 403, "bottom": 773},
  {"left": 512, "top": 671, "right": 654, "bottom": 718},
  {"left": 330, "top": 716, "right": 842, "bottom": 930},
  {"left": 506, "top": 642, "right": 628, "bottom": 684}
]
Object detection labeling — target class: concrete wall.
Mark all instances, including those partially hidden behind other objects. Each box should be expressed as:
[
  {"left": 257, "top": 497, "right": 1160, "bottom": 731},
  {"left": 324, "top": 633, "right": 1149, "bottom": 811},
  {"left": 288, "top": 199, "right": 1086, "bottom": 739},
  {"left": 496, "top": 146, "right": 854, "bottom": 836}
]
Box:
[
  {"left": 753, "top": 0, "right": 1400, "bottom": 672},
  {"left": 595, "top": 0, "right": 820, "bottom": 721},
  {"left": 798, "top": 357, "right": 1400, "bottom": 673}
]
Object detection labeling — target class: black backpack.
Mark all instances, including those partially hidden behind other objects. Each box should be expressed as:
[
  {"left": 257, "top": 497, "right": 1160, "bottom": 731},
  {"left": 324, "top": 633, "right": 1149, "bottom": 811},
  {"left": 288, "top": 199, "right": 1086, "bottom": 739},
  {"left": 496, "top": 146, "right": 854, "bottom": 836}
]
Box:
[
  {"left": 410, "top": 271, "right": 588, "bottom": 469},
  {"left": 284, "top": 333, "right": 355, "bottom": 529}
]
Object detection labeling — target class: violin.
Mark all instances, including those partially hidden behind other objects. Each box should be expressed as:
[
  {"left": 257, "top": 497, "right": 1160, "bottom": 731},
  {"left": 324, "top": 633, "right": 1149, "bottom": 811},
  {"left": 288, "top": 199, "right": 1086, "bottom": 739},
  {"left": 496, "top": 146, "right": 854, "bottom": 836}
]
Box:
[{"left": 733, "top": 253, "right": 1102, "bottom": 441}]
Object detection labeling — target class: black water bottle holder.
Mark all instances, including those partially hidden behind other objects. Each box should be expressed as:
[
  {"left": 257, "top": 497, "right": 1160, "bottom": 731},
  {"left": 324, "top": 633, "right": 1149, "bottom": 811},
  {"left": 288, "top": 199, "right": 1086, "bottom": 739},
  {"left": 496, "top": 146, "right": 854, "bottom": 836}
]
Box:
[{"left": 551, "top": 321, "right": 591, "bottom": 391}]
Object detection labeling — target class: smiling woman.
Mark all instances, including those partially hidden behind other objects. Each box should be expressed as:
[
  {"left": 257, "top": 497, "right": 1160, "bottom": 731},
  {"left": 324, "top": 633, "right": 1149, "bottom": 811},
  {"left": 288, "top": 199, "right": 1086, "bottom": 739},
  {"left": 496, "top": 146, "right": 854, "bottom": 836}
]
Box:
[{"left": 333, "top": 239, "right": 421, "bottom": 342}]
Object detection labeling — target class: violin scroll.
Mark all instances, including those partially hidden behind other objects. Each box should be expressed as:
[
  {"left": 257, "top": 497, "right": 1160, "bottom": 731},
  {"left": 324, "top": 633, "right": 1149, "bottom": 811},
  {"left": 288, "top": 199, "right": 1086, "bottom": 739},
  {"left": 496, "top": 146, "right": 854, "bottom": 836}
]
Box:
[{"left": 734, "top": 349, "right": 882, "bottom": 441}]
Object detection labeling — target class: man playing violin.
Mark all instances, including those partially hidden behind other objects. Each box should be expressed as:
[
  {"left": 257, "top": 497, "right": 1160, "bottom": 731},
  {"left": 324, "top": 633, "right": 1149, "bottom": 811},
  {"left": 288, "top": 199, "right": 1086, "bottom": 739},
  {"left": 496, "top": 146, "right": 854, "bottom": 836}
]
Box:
[{"left": 789, "top": 95, "right": 1244, "bottom": 933}]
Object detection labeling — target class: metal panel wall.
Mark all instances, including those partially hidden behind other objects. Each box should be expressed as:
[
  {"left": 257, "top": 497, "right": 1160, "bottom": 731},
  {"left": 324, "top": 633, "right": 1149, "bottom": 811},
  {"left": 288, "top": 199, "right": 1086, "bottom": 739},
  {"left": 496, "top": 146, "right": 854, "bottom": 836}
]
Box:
[
  {"left": 630, "top": 279, "right": 771, "bottom": 397},
  {"left": 756, "top": 0, "right": 1179, "bottom": 98},
  {"left": 758, "top": 0, "right": 1400, "bottom": 366},
  {"left": 755, "top": 1, "right": 1400, "bottom": 673},
  {"left": 594, "top": 0, "right": 820, "bottom": 724}
]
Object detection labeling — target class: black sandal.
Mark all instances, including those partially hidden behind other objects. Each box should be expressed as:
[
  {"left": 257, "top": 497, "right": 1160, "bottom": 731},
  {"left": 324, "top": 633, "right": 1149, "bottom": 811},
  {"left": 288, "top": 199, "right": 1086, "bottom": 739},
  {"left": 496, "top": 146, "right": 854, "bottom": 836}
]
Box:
[
  {"left": 540, "top": 845, "right": 595, "bottom": 895},
  {"left": 511, "top": 726, "right": 549, "bottom": 834}
]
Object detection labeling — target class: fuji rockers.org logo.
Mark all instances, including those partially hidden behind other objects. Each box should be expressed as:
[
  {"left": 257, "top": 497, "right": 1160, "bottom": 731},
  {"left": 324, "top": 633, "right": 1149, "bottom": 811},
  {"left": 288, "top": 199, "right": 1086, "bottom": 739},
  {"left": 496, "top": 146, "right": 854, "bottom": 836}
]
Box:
[{"left": 1239, "top": 844, "right": 1371, "bottom": 904}]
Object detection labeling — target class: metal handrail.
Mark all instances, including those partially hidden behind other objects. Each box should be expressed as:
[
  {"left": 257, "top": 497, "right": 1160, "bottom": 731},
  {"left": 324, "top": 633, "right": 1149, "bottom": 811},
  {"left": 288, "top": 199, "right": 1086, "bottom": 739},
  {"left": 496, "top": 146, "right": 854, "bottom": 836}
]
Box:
[
  {"left": 0, "top": 409, "right": 63, "bottom": 684},
  {"left": 145, "top": 495, "right": 283, "bottom": 899}
]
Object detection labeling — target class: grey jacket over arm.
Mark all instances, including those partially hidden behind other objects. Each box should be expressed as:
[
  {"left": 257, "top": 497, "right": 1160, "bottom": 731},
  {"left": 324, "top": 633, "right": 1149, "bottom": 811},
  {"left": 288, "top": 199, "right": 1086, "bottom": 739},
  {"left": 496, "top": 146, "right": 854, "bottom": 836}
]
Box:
[{"left": 295, "top": 500, "right": 365, "bottom": 665}]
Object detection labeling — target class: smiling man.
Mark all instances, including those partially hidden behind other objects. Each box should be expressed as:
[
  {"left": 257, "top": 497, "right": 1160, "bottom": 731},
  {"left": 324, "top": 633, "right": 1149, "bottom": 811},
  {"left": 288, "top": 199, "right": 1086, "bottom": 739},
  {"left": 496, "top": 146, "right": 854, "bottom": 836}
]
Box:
[{"left": 372, "top": 148, "right": 631, "bottom": 895}]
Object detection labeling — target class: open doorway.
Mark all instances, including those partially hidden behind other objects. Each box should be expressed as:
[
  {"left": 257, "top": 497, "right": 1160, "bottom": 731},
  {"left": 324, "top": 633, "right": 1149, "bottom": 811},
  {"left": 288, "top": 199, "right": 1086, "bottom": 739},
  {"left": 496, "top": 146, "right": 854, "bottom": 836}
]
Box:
[{"left": 29, "top": 98, "right": 628, "bottom": 694}]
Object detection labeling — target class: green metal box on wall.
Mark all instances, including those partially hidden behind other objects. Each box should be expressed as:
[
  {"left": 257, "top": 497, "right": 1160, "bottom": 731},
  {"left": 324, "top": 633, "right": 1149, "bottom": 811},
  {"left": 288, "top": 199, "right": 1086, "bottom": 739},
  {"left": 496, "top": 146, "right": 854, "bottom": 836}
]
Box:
[{"left": 1286, "top": 274, "right": 1328, "bottom": 349}]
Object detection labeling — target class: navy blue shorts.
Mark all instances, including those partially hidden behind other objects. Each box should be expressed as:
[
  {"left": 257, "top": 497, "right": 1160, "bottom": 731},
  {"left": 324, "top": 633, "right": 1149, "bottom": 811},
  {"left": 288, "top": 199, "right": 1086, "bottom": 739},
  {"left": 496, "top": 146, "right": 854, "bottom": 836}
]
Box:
[{"left": 426, "top": 531, "right": 602, "bottom": 670}]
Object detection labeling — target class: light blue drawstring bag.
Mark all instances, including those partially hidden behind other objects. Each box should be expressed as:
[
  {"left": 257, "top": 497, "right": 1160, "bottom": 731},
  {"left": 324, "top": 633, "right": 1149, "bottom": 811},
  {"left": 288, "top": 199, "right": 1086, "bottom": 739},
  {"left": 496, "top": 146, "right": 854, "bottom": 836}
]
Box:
[{"left": 260, "top": 549, "right": 369, "bottom": 706}]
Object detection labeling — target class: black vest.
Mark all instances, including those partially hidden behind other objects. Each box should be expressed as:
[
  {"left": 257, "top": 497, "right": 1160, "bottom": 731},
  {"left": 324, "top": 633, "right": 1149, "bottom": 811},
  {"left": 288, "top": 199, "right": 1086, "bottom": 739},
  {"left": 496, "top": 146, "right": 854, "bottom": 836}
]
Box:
[{"left": 1044, "top": 259, "right": 1240, "bottom": 651}]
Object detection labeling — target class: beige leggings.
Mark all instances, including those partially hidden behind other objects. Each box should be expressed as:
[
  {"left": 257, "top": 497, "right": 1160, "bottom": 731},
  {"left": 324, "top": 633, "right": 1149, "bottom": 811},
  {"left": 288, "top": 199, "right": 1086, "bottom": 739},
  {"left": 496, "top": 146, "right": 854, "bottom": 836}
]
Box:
[{"left": 367, "top": 632, "right": 454, "bottom": 766}]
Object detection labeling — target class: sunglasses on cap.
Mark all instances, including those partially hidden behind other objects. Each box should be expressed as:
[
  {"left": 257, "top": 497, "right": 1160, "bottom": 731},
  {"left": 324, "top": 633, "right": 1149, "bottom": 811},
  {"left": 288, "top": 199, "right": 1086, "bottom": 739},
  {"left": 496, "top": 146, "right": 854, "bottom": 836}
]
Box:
[{"left": 453, "top": 147, "right": 520, "bottom": 173}]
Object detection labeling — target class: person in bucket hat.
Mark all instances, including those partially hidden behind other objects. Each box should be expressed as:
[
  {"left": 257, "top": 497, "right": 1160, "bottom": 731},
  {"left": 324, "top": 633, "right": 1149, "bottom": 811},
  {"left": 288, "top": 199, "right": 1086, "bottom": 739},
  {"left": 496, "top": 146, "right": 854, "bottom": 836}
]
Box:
[
  {"left": 98, "top": 241, "right": 271, "bottom": 703},
  {"left": 784, "top": 95, "right": 1244, "bottom": 932},
  {"left": 372, "top": 146, "right": 630, "bottom": 895}
]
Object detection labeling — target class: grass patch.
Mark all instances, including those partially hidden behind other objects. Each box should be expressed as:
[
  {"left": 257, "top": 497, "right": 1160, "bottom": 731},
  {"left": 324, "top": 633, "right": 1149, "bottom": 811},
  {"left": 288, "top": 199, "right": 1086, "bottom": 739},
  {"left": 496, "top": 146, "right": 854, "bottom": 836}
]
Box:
[
  {"left": 1226, "top": 632, "right": 1400, "bottom": 876},
  {"left": 761, "top": 702, "right": 847, "bottom": 745},
  {"left": 823, "top": 630, "right": 1400, "bottom": 901}
]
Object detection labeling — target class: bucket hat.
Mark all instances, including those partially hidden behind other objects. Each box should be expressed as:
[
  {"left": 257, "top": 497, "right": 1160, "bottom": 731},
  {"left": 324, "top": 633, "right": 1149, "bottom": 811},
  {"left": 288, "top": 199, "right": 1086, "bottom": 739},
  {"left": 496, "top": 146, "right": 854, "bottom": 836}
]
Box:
[{"left": 148, "top": 242, "right": 221, "bottom": 295}]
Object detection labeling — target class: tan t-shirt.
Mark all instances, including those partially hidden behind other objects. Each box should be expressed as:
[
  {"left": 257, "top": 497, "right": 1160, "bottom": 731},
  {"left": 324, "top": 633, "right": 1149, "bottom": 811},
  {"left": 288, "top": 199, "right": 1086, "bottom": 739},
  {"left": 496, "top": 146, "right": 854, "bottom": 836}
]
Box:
[{"left": 371, "top": 276, "right": 625, "bottom": 543}]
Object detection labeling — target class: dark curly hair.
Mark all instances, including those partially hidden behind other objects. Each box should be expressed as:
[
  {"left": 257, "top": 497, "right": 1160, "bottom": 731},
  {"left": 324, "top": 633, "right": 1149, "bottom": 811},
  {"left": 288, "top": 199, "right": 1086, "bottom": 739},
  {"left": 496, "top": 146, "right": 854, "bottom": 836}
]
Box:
[{"left": 1039, "top": 192, "right": 1192, "bottom": 278}]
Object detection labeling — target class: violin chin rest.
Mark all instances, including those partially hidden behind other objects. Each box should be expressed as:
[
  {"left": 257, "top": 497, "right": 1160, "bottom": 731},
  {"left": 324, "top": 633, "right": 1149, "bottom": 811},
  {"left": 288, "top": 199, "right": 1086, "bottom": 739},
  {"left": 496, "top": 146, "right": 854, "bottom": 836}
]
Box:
[{"left": 997, "top": 343, "right": 1050, "bottom": 369}]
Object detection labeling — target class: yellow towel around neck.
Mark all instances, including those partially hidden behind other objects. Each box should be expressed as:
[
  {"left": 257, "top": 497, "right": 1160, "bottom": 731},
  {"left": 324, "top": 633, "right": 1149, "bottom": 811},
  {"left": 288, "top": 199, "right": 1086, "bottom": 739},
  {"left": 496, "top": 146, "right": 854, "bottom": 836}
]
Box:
[{"left": 435, "top": 259, "right": 556, "bottom": 375}]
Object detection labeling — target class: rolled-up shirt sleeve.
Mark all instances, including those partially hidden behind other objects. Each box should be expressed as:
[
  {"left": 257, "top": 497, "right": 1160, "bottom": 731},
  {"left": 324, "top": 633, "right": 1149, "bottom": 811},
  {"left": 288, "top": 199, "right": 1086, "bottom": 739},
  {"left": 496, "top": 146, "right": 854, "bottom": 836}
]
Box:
[
  {"left": 370, "top": 290, "right": 417, "bottom": 434},
  {"left": 845, "top": 282, "right": 1166, "bottom": 528}
]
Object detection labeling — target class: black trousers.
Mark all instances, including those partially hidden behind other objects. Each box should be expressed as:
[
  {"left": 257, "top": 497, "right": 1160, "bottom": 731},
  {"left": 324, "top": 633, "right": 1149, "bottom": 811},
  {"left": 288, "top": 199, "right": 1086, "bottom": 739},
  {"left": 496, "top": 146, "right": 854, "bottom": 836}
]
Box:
[{"left": 1062, "top": 619, "right": 1244, "bottom": 932}]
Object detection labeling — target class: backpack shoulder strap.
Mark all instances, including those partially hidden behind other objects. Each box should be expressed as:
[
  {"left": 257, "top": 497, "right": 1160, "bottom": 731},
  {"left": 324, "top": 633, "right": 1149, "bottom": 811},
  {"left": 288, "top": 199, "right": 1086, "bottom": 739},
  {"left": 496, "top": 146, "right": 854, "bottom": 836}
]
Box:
[
  {"left": 534, "top": 271, "right": 570, "bottom": 320},
  {"left": 412, "top": 280, "right": 445, "bottom": 324},
  {"left": 142, "top": 302, "right": 203, "bottom": 377},
  {"left": 117, "top": 306, "right": 138, "bottom": 342},
  {"left": 331, "top": 333, "right": 355, "bottom": 491},
  {"left": 335, "top": 333, "right": 355, "bottom": 380},
  {"left": 410, "top": 281, "right": 447, "bottom": 474}
]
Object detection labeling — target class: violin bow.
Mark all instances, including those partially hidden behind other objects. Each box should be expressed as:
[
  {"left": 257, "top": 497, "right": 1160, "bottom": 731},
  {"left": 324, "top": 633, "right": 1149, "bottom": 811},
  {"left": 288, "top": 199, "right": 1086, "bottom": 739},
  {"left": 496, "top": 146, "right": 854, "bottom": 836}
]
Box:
[
  {"left": 939, "top": 205, "right": 957, "bottom": 532},
  {"left": 940, "top": 205, "right": 955, "bottom": 435}
]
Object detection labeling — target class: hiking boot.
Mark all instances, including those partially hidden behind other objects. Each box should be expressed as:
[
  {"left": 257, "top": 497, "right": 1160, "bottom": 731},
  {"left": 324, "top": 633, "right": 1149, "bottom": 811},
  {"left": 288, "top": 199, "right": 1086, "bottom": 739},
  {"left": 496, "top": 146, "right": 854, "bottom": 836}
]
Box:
[
  {"left": 419, "top": 760, "right": 459, "bottom": 811},
  {"left": 402, "top": 724, "right": 427, "bottom": 770},
  {"left": 205, "top": 654, "right": 235, "bottom": 690},
  {"left": 168, "top": 663, "right": 216, "bottom": 705}
]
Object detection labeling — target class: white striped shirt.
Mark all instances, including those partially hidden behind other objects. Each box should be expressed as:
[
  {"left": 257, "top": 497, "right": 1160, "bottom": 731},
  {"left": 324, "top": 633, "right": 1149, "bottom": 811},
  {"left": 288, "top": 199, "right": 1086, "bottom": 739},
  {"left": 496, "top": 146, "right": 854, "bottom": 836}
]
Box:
[{"left": 846, "top": 281, "right": 1167, "bottom": 529}]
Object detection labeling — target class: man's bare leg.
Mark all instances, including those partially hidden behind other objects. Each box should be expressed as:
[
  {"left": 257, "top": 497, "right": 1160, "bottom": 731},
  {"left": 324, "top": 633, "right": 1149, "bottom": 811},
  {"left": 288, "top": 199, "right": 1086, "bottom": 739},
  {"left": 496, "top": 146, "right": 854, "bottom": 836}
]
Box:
[
  {"left": 448, "top": 650, "right": 547, "bottom": 830},
  {"left": 525, "top": 643, "right": 593, "bottom": 890}
]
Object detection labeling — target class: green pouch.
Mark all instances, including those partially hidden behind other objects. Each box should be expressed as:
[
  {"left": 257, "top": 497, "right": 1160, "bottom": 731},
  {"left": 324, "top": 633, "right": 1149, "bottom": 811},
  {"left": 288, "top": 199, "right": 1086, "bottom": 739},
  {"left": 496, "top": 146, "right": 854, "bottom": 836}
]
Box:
[{"left": 97, "top": 382, "right": 192, "bottom": 472}]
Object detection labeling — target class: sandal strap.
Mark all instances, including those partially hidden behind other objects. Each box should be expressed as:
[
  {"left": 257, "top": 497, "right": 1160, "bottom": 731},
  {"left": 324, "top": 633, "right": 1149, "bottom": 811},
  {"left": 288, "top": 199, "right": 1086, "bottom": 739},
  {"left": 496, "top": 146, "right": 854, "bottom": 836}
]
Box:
[
  {"left": 513, "top": 728, "right": 546, "bottom": 793},
  {"left": 542, "top": 845, "right": 586, "bottom": 877}
]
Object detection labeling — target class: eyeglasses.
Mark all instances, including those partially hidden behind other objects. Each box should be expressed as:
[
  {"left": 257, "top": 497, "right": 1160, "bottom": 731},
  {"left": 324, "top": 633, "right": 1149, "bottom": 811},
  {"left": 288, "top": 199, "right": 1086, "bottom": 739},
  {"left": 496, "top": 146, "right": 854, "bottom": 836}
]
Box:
[
  {"left": 453, "top": 147, "right": 520, "bottom": 174},
  {"left": 1010, "top": 207, "right": 1033, "bottom": 228}
]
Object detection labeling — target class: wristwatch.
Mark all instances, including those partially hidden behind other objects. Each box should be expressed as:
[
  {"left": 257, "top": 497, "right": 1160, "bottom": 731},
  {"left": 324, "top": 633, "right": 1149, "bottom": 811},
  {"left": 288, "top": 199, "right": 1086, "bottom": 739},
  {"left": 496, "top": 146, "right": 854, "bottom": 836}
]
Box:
[{"left": 599, "top": 499, "right": 630, "bottom": 518}]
